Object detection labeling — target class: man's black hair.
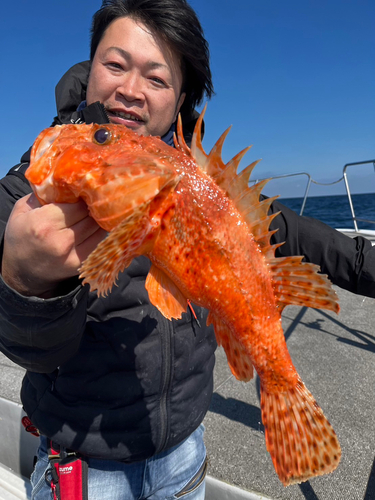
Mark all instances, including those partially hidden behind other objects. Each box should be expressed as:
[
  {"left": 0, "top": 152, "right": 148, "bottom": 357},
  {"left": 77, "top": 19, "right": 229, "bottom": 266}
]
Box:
[{"left": 90, "top": 0, "right": 214, "bottom": 119}]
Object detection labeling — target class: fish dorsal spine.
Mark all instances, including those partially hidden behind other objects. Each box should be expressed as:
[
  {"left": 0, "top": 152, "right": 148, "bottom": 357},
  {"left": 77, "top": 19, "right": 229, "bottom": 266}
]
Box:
[{"left": 175, "top": 105, "right": 278, "bottom": 257}]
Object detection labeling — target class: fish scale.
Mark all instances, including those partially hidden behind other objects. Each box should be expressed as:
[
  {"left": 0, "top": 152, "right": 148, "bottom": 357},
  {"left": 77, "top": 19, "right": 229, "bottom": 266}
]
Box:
[{"left": 26, "top": 107, "right": 341, "bottom": 486}]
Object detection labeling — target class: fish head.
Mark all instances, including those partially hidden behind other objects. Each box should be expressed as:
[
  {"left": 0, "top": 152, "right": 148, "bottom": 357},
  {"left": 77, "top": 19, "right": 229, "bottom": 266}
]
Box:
[{"left": 26, "top": 123, "right": 181, "bottom": 230}]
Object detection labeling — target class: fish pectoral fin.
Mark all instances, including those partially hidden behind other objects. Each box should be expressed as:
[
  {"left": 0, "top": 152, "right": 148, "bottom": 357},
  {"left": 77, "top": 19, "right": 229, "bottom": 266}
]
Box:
[
  {"left": 207, "top": 312, "right": 254, "bottom": 382},
  {"left": 269, "top": 256, "right": 340, "bottom": 314},
  {"left": 79, "top": 213, "right": 156, "bottom": 296},
  {"left": 261, "top": 378, "right": 341, "bottom": 486},
  {"left": 145, "top": 264, "right": 188, "bottom": 320}
]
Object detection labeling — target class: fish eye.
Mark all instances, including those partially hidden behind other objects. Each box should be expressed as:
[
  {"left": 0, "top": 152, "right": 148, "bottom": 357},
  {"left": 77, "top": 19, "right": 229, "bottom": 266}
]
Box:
[{"left": 93, "top": 128, "right": 112, "bottom": 145}]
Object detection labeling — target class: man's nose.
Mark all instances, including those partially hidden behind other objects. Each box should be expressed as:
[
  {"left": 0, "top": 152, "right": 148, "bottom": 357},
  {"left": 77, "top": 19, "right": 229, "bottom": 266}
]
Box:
[{"left": 116, "top": 71, "right": 144, "bottom": 102}]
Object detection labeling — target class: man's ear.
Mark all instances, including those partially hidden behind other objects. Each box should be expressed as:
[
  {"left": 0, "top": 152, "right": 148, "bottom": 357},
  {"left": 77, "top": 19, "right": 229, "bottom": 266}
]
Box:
[{"left": 173, "top": 92, "right": 186, "bottom": 122}]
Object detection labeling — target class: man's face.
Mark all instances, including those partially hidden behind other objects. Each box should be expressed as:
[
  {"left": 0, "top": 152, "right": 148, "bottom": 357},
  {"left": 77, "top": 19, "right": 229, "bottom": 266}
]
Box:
[{"left": 86, "top": 16, "right": 185, "bottom": 137}]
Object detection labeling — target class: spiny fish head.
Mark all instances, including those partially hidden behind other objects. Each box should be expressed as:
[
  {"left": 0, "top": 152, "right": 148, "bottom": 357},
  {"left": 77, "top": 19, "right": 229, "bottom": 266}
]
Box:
[{"left": 26, "top": 123, "right": 181, "bottom": 230}]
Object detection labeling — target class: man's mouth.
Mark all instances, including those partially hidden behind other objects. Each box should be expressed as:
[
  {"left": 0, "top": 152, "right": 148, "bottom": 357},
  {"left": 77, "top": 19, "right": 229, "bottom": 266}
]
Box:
[{"left": 107, "top": 110, "right": 144, "bottom": 122}]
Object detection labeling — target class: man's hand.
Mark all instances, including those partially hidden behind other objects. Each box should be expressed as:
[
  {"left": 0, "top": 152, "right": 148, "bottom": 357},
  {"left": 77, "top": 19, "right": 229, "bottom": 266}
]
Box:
[{"left": 1, "top": 193, "right": 107, "bottom": 298}]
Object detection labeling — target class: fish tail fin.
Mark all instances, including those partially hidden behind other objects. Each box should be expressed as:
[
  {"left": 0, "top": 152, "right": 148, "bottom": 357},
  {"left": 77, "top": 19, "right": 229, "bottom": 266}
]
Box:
[{"left": 260, "top": 378, "right": 341, "bottom": 486}]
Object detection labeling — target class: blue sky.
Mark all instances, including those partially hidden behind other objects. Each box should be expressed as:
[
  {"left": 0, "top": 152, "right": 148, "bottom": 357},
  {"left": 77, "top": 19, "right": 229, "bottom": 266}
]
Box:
[{"left": 1, "top": 0, "right": 374, "bottom": 198}]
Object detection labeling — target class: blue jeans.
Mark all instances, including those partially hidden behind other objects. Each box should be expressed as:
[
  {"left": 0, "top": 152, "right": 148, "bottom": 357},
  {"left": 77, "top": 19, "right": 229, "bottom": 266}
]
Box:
[{"left": 30, "top": 424, "right": 207, "bottom": 499}]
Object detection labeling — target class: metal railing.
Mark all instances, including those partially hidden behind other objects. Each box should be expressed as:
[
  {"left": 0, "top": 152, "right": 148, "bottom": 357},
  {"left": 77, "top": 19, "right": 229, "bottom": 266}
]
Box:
[
  {"left": 250, "top": 160, "right": 375, "bottom": 231},
  {"left": 342, "top": 160, "right": 375, "bottom": 232}
]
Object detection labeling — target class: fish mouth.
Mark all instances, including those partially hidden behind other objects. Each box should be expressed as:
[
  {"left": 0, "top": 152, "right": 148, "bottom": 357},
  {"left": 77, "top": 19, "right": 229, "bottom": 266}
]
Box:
[{"left": 31, "top": 127, "right": 63, "bottom": 163}]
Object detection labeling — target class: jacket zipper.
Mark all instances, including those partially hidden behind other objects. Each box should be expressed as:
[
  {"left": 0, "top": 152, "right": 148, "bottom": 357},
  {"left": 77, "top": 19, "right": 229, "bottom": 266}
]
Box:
[{"left": 156, "top": 315, "right": 174, "bottom": 453}]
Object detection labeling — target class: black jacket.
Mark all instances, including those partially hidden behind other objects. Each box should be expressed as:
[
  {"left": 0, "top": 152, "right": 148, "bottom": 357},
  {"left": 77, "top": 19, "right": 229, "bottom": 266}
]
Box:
[{"left": 1, "top": 62, "right": 374, "bottom": 462}]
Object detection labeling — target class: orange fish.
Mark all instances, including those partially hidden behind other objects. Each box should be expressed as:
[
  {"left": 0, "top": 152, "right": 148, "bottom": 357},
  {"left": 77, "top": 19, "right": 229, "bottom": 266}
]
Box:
[{"left": 26, "top": 108, "right": 341, "bottom": 485}]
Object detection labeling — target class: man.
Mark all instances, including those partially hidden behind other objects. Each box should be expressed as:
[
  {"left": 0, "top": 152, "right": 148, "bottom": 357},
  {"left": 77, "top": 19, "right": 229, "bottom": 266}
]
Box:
[
  {"left": 0, "top": 1, "right": 374, "bottom": 499},
  {"left": 1, "top": 1, "right": 214, "bottom": 499}
]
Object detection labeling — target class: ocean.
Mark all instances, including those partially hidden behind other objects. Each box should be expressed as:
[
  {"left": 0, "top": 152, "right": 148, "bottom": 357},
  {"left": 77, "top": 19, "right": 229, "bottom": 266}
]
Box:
[{"left": 279, "top": 192, "right": 374, "bottom": 230}]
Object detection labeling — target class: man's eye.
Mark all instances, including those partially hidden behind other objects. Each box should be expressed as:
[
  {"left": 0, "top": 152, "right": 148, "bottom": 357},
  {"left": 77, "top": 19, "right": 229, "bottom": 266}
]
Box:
[
  {"left": 108, "top": 62, "right": 122, "bottom": 70},
  {"left": 150, "top": 77, "right": 166, "bottom": 86}
]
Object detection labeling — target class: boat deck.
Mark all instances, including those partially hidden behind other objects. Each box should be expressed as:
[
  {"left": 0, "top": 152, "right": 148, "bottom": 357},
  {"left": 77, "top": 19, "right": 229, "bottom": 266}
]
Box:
[{"left": 1, "top": 285, "right": 374, "bottom": 499}]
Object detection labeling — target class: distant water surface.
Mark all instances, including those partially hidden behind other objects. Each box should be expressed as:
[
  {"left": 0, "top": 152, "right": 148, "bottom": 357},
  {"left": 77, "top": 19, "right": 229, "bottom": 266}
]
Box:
[{"left": 279, "top": 193, "right": 374, "bottom": 230}]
